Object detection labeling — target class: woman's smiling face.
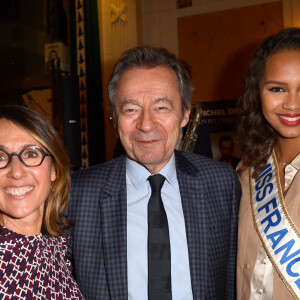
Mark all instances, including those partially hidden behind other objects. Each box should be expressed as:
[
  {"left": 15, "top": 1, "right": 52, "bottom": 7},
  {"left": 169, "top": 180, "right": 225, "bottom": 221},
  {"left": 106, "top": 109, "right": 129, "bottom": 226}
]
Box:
[
  {"left": 260, "top": 50, "right": 300, "bottom": 140},
  {"left": 0, "top": 118, "right": 56, "bottom": 231}
]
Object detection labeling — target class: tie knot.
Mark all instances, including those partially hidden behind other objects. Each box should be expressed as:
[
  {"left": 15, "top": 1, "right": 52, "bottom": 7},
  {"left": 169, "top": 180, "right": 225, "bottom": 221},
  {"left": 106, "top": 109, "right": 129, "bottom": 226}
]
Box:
[{"left": 148, "top": 174, "right": 166, "bottom": 193}]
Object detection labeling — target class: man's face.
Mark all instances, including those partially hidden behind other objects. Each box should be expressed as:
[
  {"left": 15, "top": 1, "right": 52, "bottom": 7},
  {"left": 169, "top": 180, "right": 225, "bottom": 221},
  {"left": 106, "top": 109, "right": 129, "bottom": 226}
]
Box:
[
  {"left": 115, "top": 66, "right": 190, "bottom": 173},
  {"left": 220, "top": 140, "right": 233, "bottom": 160}
]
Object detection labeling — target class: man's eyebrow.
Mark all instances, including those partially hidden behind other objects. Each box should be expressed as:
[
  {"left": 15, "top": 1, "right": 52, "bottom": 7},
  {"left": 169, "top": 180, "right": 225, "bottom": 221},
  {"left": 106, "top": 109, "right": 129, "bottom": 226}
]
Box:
[
  {"left": 119, "top": 97, "right": 175, "bottom": 109},
  {"left": 119, "top": 99, "right": 138, "bottom": 109},
  {"left": 154, "top": 97, "right": 174, "bottom": 108}
]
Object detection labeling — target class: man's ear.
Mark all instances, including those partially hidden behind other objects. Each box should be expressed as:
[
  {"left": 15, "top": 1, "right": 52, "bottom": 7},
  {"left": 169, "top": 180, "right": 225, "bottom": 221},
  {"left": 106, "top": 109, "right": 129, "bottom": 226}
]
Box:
[
  {"left": 113, "top": 110, "right": 118, "bottom": 129},
  {"left": 180, "top": 108, "right": 190, "bottom": 128}
]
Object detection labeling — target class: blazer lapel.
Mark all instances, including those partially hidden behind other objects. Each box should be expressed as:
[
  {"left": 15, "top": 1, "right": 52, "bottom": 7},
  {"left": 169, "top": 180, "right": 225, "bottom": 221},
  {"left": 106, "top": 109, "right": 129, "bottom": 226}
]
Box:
[
  {"left": 100, "top": 156, "right": 128, "bottom": 299},
  {"left": 175, "top": 151, "right": 208, "bottom": 299}
]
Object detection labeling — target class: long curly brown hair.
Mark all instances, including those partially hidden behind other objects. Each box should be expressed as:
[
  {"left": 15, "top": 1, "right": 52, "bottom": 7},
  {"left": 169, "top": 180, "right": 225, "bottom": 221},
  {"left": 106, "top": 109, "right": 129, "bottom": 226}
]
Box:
[{"left": 238, "top": 27, "right": 300, "bottom": 176}]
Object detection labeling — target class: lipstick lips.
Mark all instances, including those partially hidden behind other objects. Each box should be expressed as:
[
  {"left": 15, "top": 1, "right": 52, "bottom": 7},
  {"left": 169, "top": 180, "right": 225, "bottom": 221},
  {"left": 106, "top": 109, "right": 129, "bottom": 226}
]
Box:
[{"left": 278, "top": 114, "right": 300, "bottom": 126}]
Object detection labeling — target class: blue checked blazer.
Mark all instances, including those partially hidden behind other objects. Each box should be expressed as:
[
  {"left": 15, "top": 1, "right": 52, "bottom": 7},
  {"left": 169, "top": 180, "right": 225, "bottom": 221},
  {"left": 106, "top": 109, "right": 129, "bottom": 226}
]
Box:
[{"left": 67, "top": 150, "right": 241, "bottom": 299}]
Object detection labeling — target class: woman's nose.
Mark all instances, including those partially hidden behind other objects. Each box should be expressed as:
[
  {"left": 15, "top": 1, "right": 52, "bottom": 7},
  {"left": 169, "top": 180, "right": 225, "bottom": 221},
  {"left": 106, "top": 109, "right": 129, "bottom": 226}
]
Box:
[
  {"left": 6, "top": 156, "right": 26, "bottom": 179},
  {"left": 283, "top": 91, "right": 300, "bottom": 111}
]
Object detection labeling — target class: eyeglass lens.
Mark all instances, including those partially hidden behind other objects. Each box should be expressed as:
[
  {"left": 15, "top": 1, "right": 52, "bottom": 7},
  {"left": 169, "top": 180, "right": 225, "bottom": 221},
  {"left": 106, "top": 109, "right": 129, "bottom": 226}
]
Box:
[{"left": 0, "top": 147, "right": 46, "bottom": 168}]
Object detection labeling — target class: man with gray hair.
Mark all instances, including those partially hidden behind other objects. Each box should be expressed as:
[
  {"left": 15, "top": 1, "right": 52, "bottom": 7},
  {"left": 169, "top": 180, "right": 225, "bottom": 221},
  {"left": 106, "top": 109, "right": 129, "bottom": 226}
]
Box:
[{"left": 68, "top": 45, "right": 241, "bottom": 299}]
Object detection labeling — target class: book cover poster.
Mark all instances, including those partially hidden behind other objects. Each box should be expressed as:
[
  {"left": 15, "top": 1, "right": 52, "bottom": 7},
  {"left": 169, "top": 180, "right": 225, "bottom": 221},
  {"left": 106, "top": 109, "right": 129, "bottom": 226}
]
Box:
[{"left": 197, "top": 100, "right": 241, "bottom": 168}]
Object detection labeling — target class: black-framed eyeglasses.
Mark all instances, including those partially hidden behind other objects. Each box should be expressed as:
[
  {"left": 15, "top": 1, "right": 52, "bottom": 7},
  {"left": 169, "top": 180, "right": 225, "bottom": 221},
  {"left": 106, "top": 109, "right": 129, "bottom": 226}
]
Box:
[{"left": 0, "top": 146, "right": 52, "bottom": 169}]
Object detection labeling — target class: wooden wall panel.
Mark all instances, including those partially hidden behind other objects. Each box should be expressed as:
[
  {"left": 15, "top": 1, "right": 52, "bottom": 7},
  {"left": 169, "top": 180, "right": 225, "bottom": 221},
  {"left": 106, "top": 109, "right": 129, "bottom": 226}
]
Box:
[{"left": 178, "top": 2, "right": 283, "bottom": 103}]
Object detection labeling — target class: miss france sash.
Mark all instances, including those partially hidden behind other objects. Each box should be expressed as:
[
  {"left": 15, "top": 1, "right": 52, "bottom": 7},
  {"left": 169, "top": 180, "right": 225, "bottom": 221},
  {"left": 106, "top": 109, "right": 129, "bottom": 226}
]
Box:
[{"left": 250, "top": 149, "right": 300, "bottom": 299}]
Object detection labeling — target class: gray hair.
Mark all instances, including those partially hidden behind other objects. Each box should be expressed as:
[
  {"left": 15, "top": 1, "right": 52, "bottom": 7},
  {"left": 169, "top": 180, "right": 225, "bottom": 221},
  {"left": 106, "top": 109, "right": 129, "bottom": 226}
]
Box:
[{"left": 108, "top": 45, "right": 193, "bottom": 120}]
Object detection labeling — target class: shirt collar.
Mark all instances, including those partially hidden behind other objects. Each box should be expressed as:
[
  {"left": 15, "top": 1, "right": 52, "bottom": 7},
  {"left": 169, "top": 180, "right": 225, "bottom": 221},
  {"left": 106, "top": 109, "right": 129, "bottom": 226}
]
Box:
[
  {"left": 126, "top": 153, "right": 177, "bottom": 189},
  {"left": 284, "top": 153, "right": 300, "bottom": 193},
  {"left": 289, "top": 152, "right": 300, "bottom": 170}
]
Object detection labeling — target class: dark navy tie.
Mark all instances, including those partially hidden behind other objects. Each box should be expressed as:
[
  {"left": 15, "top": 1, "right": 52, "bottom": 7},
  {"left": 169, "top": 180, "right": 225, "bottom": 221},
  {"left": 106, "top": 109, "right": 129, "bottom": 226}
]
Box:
[{"left": 147, "top": 174, "right": 172, "bottom": 300}]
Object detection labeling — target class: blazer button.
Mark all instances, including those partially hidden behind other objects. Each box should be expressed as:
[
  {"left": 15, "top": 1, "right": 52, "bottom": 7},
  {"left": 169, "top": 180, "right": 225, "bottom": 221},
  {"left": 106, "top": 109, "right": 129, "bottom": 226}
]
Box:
[{"left": 245, "top": 263, "right": 250, "bottom": 270}]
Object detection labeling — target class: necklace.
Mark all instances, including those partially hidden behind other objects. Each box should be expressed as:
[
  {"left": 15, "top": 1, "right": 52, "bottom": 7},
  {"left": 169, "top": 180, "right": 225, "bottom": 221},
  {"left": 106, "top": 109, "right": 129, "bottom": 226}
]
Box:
[{"left": 274, "top": 149, "right": 289, "bottom": 166}]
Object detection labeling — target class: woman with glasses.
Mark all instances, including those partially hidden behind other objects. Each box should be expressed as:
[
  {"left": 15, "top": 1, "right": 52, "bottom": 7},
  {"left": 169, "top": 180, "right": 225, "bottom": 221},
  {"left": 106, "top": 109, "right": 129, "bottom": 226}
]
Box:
[
  {"left": 237, "top": 28, "right": 300, "bottom": 299},
  {"left": 0, "top": 105, "right": 84, "bottom": 299}
]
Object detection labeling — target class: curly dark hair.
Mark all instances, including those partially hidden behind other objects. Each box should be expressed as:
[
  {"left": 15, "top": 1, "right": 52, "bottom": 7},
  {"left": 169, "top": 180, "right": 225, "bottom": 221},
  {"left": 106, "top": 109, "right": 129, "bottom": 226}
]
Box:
[{"left": 238, "top": 27, "right": 300, "bottom": 176}]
